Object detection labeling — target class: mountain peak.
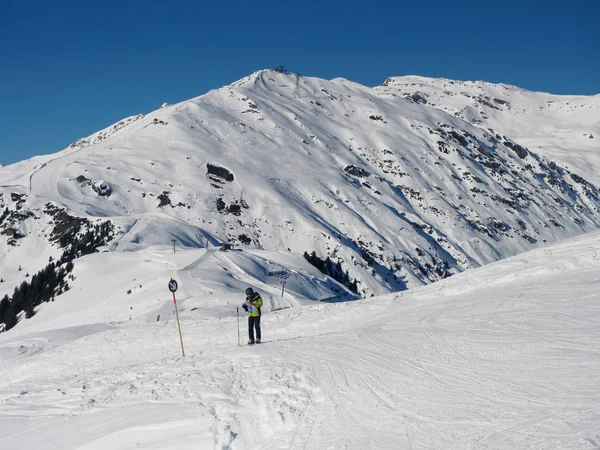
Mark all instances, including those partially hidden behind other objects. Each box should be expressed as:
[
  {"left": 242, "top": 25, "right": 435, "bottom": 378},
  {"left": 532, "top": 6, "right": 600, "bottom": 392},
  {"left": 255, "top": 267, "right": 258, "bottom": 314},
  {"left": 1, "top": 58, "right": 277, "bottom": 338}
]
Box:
[{"left": 1, "top": 70, "right": 600, "bottom": 304}]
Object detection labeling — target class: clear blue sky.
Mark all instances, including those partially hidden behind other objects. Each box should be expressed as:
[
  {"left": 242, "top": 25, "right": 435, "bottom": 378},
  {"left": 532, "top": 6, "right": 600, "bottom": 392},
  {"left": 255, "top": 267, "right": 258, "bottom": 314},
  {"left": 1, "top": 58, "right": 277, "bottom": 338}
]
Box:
[{"left": 1, "top": 0, "right": 598, "bottom": 165}]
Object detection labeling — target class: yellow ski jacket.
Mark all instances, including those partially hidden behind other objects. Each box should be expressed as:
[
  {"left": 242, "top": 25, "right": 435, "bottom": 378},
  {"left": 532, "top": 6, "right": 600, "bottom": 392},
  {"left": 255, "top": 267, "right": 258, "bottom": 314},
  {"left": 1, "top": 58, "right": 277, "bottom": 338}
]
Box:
[{"left": 245, "top": 292, "right": 263, "bottom": 317}]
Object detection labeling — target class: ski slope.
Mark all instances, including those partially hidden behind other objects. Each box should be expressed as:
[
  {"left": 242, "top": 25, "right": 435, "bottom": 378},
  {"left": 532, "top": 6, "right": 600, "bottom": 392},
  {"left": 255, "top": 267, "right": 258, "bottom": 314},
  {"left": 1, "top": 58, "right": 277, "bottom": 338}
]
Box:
[{"left": 1, "top": 230, "right": 600, "bottom": 449}]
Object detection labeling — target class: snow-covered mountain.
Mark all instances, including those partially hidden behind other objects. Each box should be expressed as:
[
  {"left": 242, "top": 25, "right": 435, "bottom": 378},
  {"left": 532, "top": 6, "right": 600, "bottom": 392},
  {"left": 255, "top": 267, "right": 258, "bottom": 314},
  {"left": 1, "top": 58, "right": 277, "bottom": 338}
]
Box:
[
  {"left": 1, "top": 69, "right": 600, "bottom": 312},
  {"left": 1, "top": 70, "right": 600, "bottom": 449},
  {"left": 381, "top": 75, "right": 600, "bottom": 183}
]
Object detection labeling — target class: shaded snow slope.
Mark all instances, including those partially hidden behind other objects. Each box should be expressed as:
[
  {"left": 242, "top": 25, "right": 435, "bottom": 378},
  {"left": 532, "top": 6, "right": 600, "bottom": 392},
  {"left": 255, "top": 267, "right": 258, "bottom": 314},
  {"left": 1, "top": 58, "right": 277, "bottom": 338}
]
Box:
[
  {"left": 2, "top": 69, "right": 600, "bottom": 305},
  {"left": 1, "top": 227, "right": 599, "bottom": 449}
]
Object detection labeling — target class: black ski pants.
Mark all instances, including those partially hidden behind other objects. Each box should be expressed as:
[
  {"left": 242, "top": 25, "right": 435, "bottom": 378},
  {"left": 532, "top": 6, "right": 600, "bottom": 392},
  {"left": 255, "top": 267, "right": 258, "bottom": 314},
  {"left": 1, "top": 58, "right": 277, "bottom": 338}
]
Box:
[{"left": 248, "top": 316, "right": 261, "bottom": 341}]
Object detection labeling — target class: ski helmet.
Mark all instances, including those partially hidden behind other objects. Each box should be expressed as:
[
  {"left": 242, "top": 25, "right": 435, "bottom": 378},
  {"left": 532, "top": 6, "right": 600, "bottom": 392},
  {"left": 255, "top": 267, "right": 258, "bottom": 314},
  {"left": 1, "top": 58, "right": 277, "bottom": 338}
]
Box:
[{"left": 245, "top": 287, "right": 254, "bottom": 296}]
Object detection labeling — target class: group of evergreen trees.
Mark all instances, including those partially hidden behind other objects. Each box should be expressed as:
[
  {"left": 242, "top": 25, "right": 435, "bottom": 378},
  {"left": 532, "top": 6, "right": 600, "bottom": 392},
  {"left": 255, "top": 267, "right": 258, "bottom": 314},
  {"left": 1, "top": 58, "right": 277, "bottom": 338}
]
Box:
[
  {"left": 59, "top": 222, "right": 114, "bottom": 261},
  {"left": 0, "top": 207, "right": 9, "bottom": 224},
  {"left": 0, "top": 220, "right": 114, "bottom": 332},
  {"left": 303, "top": 251, "right": 358, "bottom": 294},
  {"left": 0, "top": 258, "right": 72, "bottom": 327}
]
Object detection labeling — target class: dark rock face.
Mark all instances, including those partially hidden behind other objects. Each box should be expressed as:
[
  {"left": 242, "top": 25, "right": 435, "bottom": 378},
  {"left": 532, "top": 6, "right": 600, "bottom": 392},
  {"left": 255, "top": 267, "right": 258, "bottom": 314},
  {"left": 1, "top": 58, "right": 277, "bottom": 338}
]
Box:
[
  {"left": 475, "top": 95, "right": 501, "bottom": 110},
  {"left": 437, "top": 141, "right": 450, "bottom": 154},
  {"left": 344, "top": 165, "right": 369, "bottom": 178},
  {"left": 409, "top": 93, "right": 428, "bottom": 104},
  {"left": 449, "top": 131, "right": 468, "bottom": 147},
  {"left": 10, "top": 193, "right": 27, "bottom": 210},
  {"left": 157, "top": 192, "right": 172, "bottom": 207},
  {"left": 216, "top": 197, "right": 248, "bottom": 216},
  {"left": 207, "top": 164, "right": 234, "bottom": 183},
  {"left": 238, "top": 234, "right": 252, "bottom": 245},
  {"left": 570, "top": 173, "right": 588, "bottom": 185},
  {"left": 75, "top": 175, "right": 111, "bottom": 197},
  {"left": 0, "top": 194, "right": 36, "bottom": 246},
  {"left": 503, "top": 140, "right": 528, "bottom": 159}
]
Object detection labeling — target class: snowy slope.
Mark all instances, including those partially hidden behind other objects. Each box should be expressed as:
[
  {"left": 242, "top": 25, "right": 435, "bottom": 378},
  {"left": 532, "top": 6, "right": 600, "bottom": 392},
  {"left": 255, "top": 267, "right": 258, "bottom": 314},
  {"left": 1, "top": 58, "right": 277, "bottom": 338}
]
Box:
[
  {"left": 1, "top": 225, "right": 599, "bottom": 449},
  {"left": 2, "top": 245, "right": 355, "bottom": 338},
  {"left": 2, "top": 69, "right": 600, "bottom": 306},
  {"left": 2, "top": 70, "right": 599, "bottom": 449},
  {"left": 380, "top": 75, "right": 600, "bottom": 184}
]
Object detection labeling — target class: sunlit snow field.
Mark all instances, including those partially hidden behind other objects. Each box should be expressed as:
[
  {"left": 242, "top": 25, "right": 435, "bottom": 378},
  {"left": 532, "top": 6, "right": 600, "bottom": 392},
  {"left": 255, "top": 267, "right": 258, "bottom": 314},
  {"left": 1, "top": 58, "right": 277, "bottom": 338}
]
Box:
[{"left": 2, "top": 230, "right": 600, "bottom": 449}]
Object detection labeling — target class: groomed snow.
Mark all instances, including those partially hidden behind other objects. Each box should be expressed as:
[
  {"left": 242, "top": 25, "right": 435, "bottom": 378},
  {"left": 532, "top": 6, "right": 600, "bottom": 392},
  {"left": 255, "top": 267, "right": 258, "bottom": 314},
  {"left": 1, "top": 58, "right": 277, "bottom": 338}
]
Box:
[{"left": 1, "top": 230, "right": 599, "bottom": 449}]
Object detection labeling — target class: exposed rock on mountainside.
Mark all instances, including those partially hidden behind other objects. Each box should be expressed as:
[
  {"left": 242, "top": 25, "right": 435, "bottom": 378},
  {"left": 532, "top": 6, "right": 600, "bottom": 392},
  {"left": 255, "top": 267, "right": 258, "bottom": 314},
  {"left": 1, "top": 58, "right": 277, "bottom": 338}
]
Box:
[
  {"left": 379, "top": 75, "right": 600, "bottom": 183},
  {"left": 1, "top": 70, "right": 599, "bottom": 310},
  {"left": 75, "top": 175, "right": 111, "bottom": 197}
]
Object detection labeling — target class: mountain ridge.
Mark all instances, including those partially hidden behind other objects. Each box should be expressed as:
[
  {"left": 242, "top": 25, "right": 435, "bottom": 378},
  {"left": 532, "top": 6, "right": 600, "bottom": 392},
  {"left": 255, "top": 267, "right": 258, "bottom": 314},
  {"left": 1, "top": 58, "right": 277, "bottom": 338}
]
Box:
[
  {"left": 383, "top": 74, "right": 600, "bottom": 96},
  {"left": 1, "top": 69, "right": 600, "bottom": 328},
  {"left": 379, "top": 74, "right": 600, "bottom": 184}
]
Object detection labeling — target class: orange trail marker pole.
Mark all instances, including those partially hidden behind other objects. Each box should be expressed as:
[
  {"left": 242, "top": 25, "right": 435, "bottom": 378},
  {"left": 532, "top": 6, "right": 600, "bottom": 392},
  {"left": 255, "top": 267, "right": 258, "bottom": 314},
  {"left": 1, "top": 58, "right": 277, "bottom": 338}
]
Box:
[{"left": 169, "top": 278, "right": 185, "bottom": 357}]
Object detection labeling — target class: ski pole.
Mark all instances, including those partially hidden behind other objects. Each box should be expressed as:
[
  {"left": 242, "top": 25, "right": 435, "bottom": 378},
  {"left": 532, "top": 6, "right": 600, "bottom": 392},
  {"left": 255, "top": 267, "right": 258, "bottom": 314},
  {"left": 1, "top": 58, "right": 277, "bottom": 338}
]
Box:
[{"left": 236, "top": 307, "right": 240, "bottom": 346}]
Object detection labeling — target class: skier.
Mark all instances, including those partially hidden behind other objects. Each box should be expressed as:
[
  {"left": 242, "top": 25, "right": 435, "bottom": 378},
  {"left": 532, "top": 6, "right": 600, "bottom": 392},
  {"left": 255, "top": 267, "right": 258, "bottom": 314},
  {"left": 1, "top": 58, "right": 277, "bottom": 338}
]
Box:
[{"left": 242, "top": 287, "right": 263, "bottom": 344}]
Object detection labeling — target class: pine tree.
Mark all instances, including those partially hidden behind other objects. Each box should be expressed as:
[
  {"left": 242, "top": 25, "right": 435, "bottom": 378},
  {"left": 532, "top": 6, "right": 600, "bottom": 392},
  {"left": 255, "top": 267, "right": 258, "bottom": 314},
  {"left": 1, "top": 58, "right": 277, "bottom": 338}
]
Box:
[{"left": 0, "top": 295, "right": 18, "bottom": 331}]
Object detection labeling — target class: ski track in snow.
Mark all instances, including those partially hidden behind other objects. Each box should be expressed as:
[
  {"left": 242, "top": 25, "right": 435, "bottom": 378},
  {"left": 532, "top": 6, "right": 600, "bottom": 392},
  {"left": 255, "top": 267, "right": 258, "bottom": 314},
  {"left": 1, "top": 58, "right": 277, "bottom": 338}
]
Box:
[{"left": 1, "top": 231, "right": 600, "bottom": 448}]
